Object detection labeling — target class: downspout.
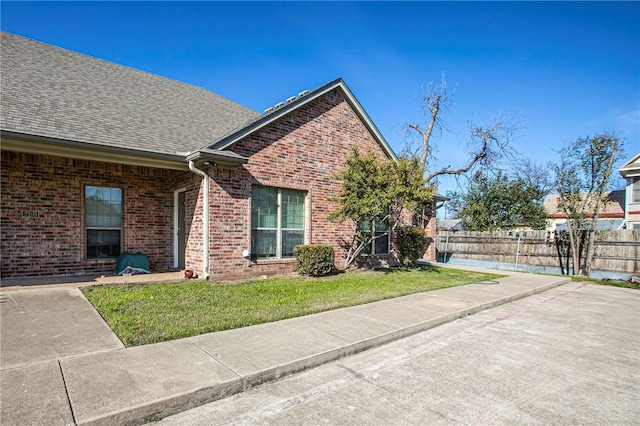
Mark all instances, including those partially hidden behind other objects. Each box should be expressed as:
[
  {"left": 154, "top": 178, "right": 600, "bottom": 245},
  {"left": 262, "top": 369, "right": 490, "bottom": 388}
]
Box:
[{"left": 188, "top": 161, "right": 210, "bottom": 279}]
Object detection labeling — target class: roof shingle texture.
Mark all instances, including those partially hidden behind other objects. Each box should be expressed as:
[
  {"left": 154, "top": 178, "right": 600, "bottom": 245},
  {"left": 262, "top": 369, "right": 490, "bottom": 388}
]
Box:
[
  {"left": 1, "top": 32, "right": 260, "bottom": 156},
  {"left": 543, "top": 190, "right": 625, "bottom": 217}
]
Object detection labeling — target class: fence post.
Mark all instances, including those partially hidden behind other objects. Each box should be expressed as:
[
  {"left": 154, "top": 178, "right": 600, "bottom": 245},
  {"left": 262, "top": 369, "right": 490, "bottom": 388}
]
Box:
[
  {"left": 514, "top": 232, "right": 521, "bottom": 271},
  {"left": 444, "top": 234, "right": 450, "bottom": 263}
]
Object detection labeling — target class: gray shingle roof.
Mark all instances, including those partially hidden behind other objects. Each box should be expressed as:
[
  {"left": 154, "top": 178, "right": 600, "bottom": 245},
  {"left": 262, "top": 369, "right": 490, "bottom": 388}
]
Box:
[{"left": 1, "top": 32, "right": 260, "bottom": 156}]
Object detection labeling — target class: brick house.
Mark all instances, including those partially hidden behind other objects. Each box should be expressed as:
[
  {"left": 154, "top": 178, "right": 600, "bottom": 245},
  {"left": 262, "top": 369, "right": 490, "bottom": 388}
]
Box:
[{"left": 1, "top": 32, "right": 439, "bottom": 280}]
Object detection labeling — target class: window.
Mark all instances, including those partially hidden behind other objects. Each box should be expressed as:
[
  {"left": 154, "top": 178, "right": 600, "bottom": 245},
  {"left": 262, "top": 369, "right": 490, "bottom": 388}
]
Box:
[
  {"left": 251, "top": 186, "right": 305, "bottom": 259},
  {"left": 633, "top": 178, "right": 640, "bottom": 203},
  {"left": 359, "top": 216, "right": 390, "bottom": 255},
  {"left": 85, "top": 186, "right": 122, "bottom": 259},
  {"left": 412, "top": 203, "right": 433, "bottom": 228}
]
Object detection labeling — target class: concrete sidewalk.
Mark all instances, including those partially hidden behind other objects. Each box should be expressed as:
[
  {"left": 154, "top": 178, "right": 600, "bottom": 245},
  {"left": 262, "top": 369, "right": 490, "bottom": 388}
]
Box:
[{"left": 0, "top": 270, "right": 570, "bottom": 426}]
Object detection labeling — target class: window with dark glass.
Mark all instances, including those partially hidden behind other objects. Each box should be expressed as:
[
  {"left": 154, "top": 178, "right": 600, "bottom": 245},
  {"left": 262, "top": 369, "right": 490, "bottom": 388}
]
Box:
[
  {"left": 85, "top": 186, "right": 122, "bottom": 259},
  {"left": 251, "top": 186, "right": 305, "bottom": 259},
  {"left": 359, "top": 216, "right": 390, "bottom": 255}
]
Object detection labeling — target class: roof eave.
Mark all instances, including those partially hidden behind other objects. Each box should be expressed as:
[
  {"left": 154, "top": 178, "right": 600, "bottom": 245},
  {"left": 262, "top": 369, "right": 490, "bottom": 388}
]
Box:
[
  {"left": 619, "top": 153, "right": 640, "bottom": 178},
  {"left": 186, "top": 149, "right": 249, "bottom": 167},
  {"left": 1, "top": 130, "right": 188, "bottom": 170},
  {"left": 208, "top": 78, "right": 398, "bottom": 161},
  {"left": 433, "top": 192, "right": 449, "bottom": 202}
]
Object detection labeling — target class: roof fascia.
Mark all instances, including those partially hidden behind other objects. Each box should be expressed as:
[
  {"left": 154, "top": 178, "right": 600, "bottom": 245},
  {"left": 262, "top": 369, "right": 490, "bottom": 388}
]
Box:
[
  {"left": 186, "top": 149, "right": 249, "bottom": 167},
  {"left": 209, "top": 78, "right": 398, "bottom": 161},
  {"left": 1, "top": 131, "right": 188, "bottom": 170},
  {"left": 619, "top": 152, "right": 640, "bottom": 178},
  {"left": 433, "top": 192, "right": 449, "bottom": 202}
]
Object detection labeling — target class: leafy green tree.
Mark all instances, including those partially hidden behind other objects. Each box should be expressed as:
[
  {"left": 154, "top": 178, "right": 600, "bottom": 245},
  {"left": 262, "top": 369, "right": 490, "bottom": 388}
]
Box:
[
  {"left": 328, "top": 148, "right": 433, "bottom": 269},
  {"left": 550, "top": 133, "right": 621, "bottom": 276},
  {"left": 453, "top": 172, "right": 547, "bottom": 231}
]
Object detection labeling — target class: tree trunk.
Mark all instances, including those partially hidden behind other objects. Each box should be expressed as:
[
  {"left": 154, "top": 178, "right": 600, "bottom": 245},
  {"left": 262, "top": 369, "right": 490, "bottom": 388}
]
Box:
[
  {"left": 582, "top": 140, "right": 618, "bottom": 276},
  {"left": 566, "top": 222, "right": 581, "bottom": 276}
]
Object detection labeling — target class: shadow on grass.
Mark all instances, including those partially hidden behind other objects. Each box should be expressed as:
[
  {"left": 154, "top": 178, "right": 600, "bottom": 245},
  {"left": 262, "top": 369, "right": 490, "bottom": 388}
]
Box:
[{"left": 373, "top": 265, "right": 441, "bottom": 274}]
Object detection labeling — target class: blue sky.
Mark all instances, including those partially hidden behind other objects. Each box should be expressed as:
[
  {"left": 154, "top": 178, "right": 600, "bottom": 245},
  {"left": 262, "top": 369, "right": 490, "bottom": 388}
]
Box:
[{"left": 2, "top": 1, "right": 639, "bottom": 197}]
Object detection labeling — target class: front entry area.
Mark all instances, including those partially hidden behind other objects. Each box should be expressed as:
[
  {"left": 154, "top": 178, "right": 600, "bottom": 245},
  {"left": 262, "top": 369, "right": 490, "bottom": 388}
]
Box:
[{"left": 174, "top": 189, "right": 186, "bottom": 269}]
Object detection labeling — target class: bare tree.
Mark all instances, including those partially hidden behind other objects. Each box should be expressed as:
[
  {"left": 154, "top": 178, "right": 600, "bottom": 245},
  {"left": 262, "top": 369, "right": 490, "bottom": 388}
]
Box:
[
  {"left": 404, "top": 75, "right": 521, "bottom": 185},
  {"left": 514, "top": 158, "right": 554, "bottom": 199},
  {"left": 405, "top": 73, "right": 453, "bottom": 169},
  {"left": 424, "top": 114, "right": 520, "bottom": 183}
]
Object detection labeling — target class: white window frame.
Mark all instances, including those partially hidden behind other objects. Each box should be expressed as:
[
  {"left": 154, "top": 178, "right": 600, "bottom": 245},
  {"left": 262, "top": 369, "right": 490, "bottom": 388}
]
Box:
[
  {"left": 360, "top": 216, "right": 390, "bottom": 255},
  {"left": 251, "top": 186, "right": 306, "bottom": 260},
  {"left": 85, "top": 185, "right": 123, "bottom": 259},
  {"left": 632, "top": 178, "right": 640, "bottom": 204}
]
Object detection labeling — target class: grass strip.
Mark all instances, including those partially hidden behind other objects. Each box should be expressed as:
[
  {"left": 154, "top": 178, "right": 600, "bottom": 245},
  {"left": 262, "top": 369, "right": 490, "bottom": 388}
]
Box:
[
  {"left": 570, "top": 276, "right": 640, "bottom": 290},
  {"left": 82, "top": 266, "right": 502, "bottom": 346}
]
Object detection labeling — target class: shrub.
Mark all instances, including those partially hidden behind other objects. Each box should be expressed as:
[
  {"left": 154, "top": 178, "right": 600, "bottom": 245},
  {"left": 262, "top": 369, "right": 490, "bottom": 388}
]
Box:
[
  {"left": 293, "top": 244, "right": 335, "bottom": 277},
  {"left": 397, "top": 226, "right": 428, "bottom": 266}
]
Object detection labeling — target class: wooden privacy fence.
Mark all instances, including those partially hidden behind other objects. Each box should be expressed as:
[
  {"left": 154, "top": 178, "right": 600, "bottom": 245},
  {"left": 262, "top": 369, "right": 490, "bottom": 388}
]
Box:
[{"left": 437, "top": 230, "right": 640, "bottom": 275}]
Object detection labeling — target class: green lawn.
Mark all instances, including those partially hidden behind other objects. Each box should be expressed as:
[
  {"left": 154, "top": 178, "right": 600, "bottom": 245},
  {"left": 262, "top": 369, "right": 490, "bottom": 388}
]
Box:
[{"left": 82, "top": 266, "right": 502, "bottom": 347}]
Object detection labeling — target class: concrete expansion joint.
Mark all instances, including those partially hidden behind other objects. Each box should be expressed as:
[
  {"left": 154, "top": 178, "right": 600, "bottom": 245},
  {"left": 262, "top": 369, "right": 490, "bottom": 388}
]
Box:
[
  {"left": 187, "top": 338, "right": 242, "bottom": 381},
  {"left": 57, "top": 359, "right": 78, "bottom": 426}
]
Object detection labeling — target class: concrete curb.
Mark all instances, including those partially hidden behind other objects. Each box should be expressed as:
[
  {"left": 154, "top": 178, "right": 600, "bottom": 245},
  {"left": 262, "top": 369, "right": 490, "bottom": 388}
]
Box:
[
  {"left": 80, "top": 379, "right": 244, "bottom": 426},
  {"left": 76, "top": 276, "right": 571, "bottom": 426}
]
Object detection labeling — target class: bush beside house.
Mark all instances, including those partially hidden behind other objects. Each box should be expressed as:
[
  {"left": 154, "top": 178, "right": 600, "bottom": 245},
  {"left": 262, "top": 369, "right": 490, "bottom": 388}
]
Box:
[{"left": 293, "top": 245, "right": 335, "bottom": 277}]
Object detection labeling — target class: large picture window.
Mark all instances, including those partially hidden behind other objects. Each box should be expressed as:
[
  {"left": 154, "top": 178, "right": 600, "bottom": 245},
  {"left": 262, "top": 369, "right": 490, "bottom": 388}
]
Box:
[
  {"left": 251, "top": 186, "right": 305, "bottom": 259},
  {"left": 85, "top": 186, "right": 122, "bottom": 259},
  {"left": 359, "top": 216, "right": 390, "bottom": 255}
]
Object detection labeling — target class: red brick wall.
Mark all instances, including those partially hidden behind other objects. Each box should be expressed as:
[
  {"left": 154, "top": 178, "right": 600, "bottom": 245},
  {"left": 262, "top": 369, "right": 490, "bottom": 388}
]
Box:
[
  {"left": 1, "top": 88, "right": 438, "bottom": 280},
  {"left": 423, "top": 216, "right": 438, "bottom": 261},
  {"left": 204, "top": 88, "right": 395, "bottom": 276},
  {"left": 0, "top": 151, "right": 184, "bottom": 277}
]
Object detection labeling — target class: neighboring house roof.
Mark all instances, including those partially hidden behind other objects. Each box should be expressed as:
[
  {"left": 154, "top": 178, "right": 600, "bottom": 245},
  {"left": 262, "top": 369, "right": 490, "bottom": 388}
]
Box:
[
  {"left": 619, "top": 153, "right": 640, "bottom": 178},
  {"left": 554, "top": 219, "right": 625, "bottom": 232},
  {"left": 1, "top": 32, "right": 259, "bottom": 159},
  {"left": 437, "top": 219, "right": 464, "bottom": 231},
  {"left": 543, "top": 190, "right": 625, "bottom": 219},
  {"left": 433, "top": 192, "right": 449, "bottom": 203}
]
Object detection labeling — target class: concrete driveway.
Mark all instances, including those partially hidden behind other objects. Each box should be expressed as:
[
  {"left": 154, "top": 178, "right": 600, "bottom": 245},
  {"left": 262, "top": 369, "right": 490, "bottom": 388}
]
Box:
[
  {"left": 156, "top": 282, "right": 640, "bottom": 425},
  {"left": 0, "top": 287, "right": 124, "bottom": 369}
]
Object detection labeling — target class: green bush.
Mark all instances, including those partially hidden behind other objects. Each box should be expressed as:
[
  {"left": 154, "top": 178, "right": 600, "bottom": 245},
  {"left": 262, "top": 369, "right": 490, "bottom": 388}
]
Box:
[
  {"left": 293, "top": 244, "right": 335, "bottom": 277},
  {"left": 398, "top": 226, "right": 428, "bottom": 266}
]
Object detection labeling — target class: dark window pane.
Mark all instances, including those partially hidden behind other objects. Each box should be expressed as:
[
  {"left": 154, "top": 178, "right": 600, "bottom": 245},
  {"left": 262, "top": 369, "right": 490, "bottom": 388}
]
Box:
[
  {"left": 281, "top": 189, "right": 305, "bottom": 229},
  {"left": 251, "top": 186, "right": 278, "bottom": 229},
  {"left": 86, "top": 230, "right": 121, "bottom": 258},
  {"left": 375, "top": 217, "right": 389, "bottom": 232},
  {"left": 252, "top": 229, "right": 277, "bottom": 258},
  {"left": 282, "top": 230, "right": 304, "bottom": 257},
  {"left": 374, "top": 232, "right": 389, "bottom": 255},
  {"left": 361, "top": 238, "right": 372, "bottom": 255}
]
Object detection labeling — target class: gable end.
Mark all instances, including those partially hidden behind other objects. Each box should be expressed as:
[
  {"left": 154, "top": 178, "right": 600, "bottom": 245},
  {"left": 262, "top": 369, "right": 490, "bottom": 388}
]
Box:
[{"left": 209, "top": 79, "right": 397, "bottom": 161}]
